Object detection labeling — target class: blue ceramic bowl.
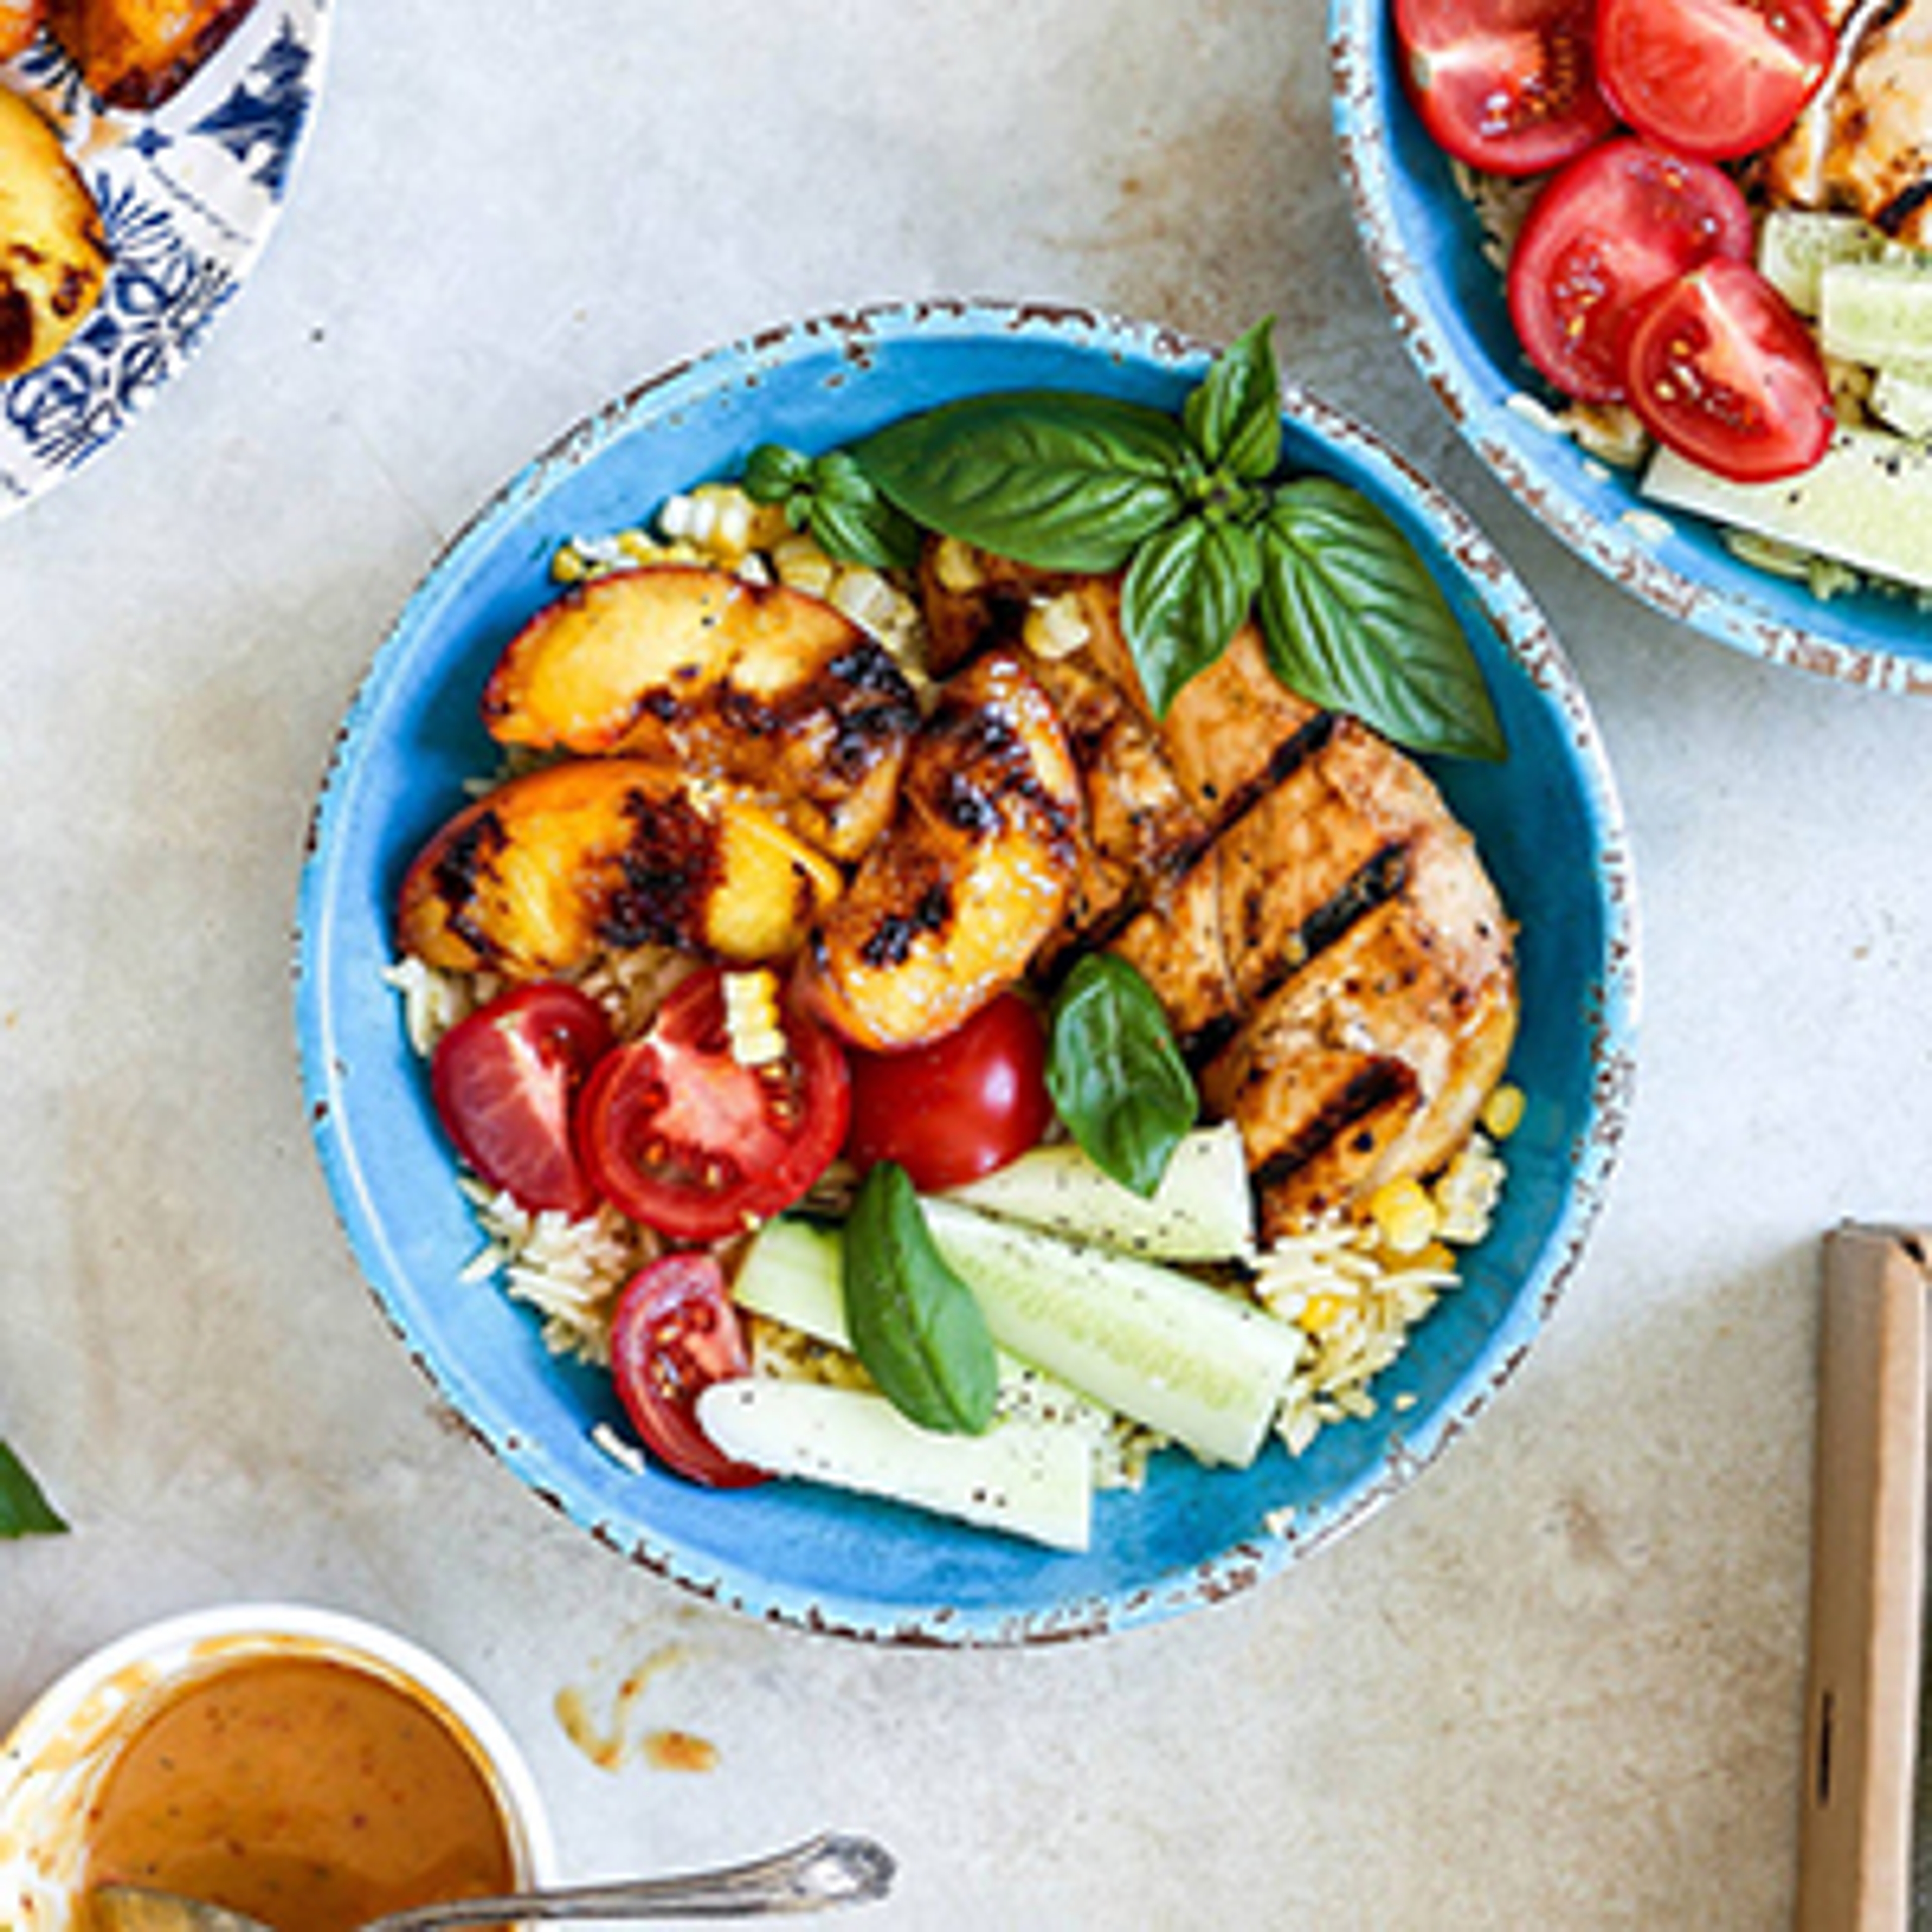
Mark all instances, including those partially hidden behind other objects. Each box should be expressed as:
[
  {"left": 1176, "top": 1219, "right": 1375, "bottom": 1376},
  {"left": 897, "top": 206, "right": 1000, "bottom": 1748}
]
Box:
[
  {"left": 1330, "top": 0, "right": 1932, "bottom": 694},
  {"left": 295, "top": 301, "right": 1638, "bottom": 1645}
]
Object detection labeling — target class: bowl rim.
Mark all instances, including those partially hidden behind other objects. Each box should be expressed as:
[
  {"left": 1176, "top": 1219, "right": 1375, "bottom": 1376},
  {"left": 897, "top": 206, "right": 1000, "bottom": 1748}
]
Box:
[
  {"left": 1327, "top": 0, "right": 1932, "bottom": 697},
  {"left": 0, "top": 1600, "right": 556, "bottom": 1923},
  {"left": 295, "top": 296, "right": 1640, "bottom": 1646}
]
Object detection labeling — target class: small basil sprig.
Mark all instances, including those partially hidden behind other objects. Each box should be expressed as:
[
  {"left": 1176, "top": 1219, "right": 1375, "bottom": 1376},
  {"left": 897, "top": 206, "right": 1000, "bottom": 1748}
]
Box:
[
  {"left": 847, "top": 318, "right": 1504, "bottom": 761},
  {"left": 842, "top": 1162, "right": 998, "bottom": 1434},
  {"left": 0, "top": 1439, "right": 66, "bottom": 1539},
  {"left": 1046, "top": 955, "right": 1196, "bottom": 1199},
  {"left": 742, "top": 443, "right": 924, "bottom": 572}
]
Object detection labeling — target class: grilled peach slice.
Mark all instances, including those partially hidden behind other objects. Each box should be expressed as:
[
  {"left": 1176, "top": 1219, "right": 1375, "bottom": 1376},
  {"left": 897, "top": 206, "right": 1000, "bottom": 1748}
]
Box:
[
  {"left": 480, "top": 565, "right": 920, "bottom": 862},
  {"left": 0, "top": 86, "right": 109, "bottom": 381},
  {"left": 396, "top": 758, "right": 842, "bottom": 980},
  {"left": 799, "top": 653, "right": 1081, "bottom": 1052},
  {"left": 45, "top": 0, "right": 258, "bottom": 108},
  {"left": 1, "top": 2, "right": 47, "bottom": 59}
]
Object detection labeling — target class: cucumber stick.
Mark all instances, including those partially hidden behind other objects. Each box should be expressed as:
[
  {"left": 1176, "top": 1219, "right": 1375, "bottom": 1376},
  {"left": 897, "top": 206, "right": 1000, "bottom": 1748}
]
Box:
[
  {"left": 922, "top": 1199, "right": 1299, "bottom": 1467},
  {"left": 1641, "top": 429, "right": 1932, "bottom": 592},
  {"left": 942, "top": 1124, "right": 1255, "bottom": 1262},
  {"left": 695, "top": 1380, "right": 1093, "bottom": 1552},
  {"left": 1756, "top": 211, "right": 1897, "bottom": 315},
  {"left": 732, "top": 1216, "right": 1118, "bottom": 1435},
  {"left": 1819, "top": 260, "right": 1932, "bottom": 367}
]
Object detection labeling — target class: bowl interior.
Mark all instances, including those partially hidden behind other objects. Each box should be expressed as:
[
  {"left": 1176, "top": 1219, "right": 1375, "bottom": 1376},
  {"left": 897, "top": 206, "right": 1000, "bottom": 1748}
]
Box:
[
  {"left": 296, "top": 303, "right": 1637, "bottom": 1644},
  {"left": 1330, "top": 0, "right": 1932, "bottom": 690}
]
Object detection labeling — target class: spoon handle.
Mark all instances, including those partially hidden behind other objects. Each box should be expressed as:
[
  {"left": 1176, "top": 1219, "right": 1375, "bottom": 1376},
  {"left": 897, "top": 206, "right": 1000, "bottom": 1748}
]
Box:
[{"left": 359, "top": 1833, "right": 896, "bottom": 1927}]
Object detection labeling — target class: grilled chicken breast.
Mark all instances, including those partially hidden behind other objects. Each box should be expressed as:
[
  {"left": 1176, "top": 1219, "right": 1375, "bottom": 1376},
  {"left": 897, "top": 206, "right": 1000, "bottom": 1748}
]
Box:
[
  {"left": 928, "top": 548, "right": 1518, "bottom": 1239},
  {"left": 1762, "top": 0, "right": 1932, "bottom": 247}
]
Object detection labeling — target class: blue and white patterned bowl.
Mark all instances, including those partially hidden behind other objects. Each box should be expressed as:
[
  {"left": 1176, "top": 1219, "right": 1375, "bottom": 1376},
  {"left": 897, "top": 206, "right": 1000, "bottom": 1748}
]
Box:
[
  {"left": 1330, "top": 0, "right": 1932, "bottom": 693},
  {"left": 1, "top": 2, "right": 329, "bottom": 513},
  {"left": 294, "top": 301, "right": 1639, "bottom": 1646}
]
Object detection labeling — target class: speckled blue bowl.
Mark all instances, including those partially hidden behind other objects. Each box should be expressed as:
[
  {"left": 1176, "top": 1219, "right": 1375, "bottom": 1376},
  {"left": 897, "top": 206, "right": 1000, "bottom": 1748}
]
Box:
[
  {"left": 294, "top": 301, "right": 1638, "bottom": 1645},
  {"left": 1330, "top": 0, "right": 1932, "bottom": 693}
]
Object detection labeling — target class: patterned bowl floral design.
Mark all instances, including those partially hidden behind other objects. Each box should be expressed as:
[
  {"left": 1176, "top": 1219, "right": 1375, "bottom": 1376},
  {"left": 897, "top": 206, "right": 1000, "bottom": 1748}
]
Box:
[{"left": 1, "top": 1, "right": 329, "bottom": 513}]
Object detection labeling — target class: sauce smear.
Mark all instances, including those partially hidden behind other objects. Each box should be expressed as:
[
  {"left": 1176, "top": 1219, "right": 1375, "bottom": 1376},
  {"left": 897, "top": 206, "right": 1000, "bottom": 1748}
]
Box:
[{"left": 81, "top": 1654, "right": 515, "bottom": 1932}]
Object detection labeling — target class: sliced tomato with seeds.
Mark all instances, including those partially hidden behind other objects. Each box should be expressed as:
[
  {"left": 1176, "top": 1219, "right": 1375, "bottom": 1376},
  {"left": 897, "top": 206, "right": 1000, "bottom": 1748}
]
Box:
[
  {"left": 608, "top": 1252, "right": 767, "bottom": 1489},
  {"left": 1623, "top": 258, "right": 1835, "bottom": 482},
  {"left": 575, "top": 965, "right": 850, "bottom": 1243},
  {"left": 429, "top": 981, "right": 614, "bottom": 1217},
  {"left": 1596, "top": 0, "right": 1836, "bottom": 163},
  {"left": 1393, "top": 0, "right": 1617, "bottom": 177},
  {"left": 1506, "top": 137, "right": 1754, "bottom": 402}
]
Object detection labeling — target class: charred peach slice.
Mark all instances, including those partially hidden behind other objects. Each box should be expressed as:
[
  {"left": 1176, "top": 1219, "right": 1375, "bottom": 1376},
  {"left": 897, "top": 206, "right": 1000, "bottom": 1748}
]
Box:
[
  {"left": 799, "top": 653, "right": 1081, "bottom": 1052},
  {"left": 396, "top": 758, "right": 842, "bottom": 980},
  {"left": 0, "top": 86, "right": 109, "bottom": 381},
  {"left": 479, "top": 564, "right": 920, "bottom": 862},
  {"left": 44, "top": 0, "right": 258, "bottom": 109}
]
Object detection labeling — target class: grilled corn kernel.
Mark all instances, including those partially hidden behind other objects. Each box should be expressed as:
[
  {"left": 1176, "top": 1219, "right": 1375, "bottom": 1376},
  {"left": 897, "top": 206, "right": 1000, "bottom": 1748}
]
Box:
[
  {"left": 932, "top": 535, "right": 986, "bottom": 593},
  {"left": 1297, "top": 1291, "right": 1348, "bottom": 1335},
  {"left": 1023, "top": 592, "right": 1092, "bottom": 660},
  {"left": 723, "top": 969, "right": 787, "bottom": 1067},
  {"left": 1367, "top": 1176, "right": 1438, "bottom": 1256},
  {"left": 772, "top": 532, "right": 836, "bottom": 599},
  {"left": 830, "top": 565, "right": 905, "bottom": 636},
  {"left": 1480, "top": 1082, "right": 1525, "bottom": 1140}
]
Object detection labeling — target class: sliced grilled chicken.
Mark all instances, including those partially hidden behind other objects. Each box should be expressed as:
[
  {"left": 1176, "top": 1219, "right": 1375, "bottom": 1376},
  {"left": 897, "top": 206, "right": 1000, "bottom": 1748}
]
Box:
[
  {"left": 1761, "top": 0, "right": 1932, "bottom": 247},
  {"left": 925, "top": 565, "right": 1518, "bottom": 1237}
]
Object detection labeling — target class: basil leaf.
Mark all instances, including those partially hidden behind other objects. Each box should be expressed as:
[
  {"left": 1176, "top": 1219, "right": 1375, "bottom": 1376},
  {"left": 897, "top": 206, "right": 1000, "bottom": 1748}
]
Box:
[
  {"left": 1047, "top": 955, "right": 1197, "bottom": 1198},
  {"left": 742, "top": 442, "right": 813, "bottom": 503},
  {"left": 800, "top": 452, "right": 925, "bottom": 571},
  {"left": 741, "top": 444, "right": 922, "bottom": 572},
  {"left": 1258, "top": 478, "right": 1506, "bottom": 762},
  {"left": 843, "top": 1163, "right": 998, "bottom": 1435},
  {"left": 0, "top": 1440, "right": 66, "bottom": 1539},
  {"left": 853, "top": 390, "right": 1197, "bottom": 573},
  {"left": 1121, "top": 516, "right": 1262, "bottom": 718},
  {"left": 1183, "top": 316, "right": 1282, "bottom": 482}
]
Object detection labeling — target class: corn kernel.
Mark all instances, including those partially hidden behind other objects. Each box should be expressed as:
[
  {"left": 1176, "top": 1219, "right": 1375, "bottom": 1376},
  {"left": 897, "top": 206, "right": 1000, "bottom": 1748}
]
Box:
[
  {"left": 830, "top": 565, "right": 902, "bottom": 634},
  {"left": 723, "top": 969, "right": 786, "bottom": 1067},
  {"left": 932, "top": 535, "right": 985, "bottom": 593},
  {"left": 1023, "top": 592, "right": 1092, "bottom": 660},
  {"left": 1298, "top": 1292, "right": 1347, "bottom": 1335},
  {"left": 1367, "top": 1176, "right": 1438, "bottom": 1255},
  {"left": 1480, "top": 1082, "right": 1525, "bottom": 1139},
  {"left": 772, "top": 533, "right": 836, "bottom": 599}
]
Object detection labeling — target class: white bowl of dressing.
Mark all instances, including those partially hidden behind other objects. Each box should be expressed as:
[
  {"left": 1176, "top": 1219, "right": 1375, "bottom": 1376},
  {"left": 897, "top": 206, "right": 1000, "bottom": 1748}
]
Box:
[{"left": 0, "top": 1603, "right": 555, "bottom": 1932}]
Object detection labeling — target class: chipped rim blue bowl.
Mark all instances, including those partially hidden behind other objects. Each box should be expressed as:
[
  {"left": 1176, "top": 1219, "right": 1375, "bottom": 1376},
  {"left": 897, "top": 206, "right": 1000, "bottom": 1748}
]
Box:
[
  {"left": 294, "top": 299, "right": 1639, "bottom": 1647},
  {"left": 1330, "top": 0, "right": 1932, "bottom": 695}
]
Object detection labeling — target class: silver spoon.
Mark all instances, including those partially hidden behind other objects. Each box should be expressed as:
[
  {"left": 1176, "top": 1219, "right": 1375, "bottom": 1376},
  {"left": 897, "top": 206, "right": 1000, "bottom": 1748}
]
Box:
[{"left": 88, "top": 1830, "right": 896, "bottom": 1930}]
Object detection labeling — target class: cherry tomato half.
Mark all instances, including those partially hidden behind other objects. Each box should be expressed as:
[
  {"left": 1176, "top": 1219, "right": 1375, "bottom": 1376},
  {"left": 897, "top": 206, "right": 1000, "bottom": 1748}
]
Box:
[
  {"left": 1393, "top": 0, "right": 1617, "bottom": 177},
  {"left": 1506, "top": 137, "right": 1754, "bottom": 402},
  {"left": 1596, "top": 0, "right": 1835, "bottom": 163},
  {"left": 430, "top": 981, "right": 614, "bottom": 1217},
  {"left": 608, "top": 1252, "right": 767, "bottom": 1488},
  {"left": 845, "top": 991, "right": 1055, "bottom": 1194},
  {"left": 1623, "top": 258, "right": 1835, "bottom": 482},
  {"left": 575, "top": 967, "right": 850, "bottom": 1243}
]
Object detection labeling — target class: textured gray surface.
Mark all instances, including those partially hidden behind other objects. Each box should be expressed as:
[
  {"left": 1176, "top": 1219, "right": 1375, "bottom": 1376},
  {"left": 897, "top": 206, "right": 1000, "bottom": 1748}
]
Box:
[{"left": 2, "top": 2, "right": 1926, "bottom": 1923}]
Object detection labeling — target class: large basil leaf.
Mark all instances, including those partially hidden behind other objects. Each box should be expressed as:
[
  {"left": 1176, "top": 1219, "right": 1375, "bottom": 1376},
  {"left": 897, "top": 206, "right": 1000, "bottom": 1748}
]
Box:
[
  {"left": 852, "top": 391, "right": 1197, "bottom": 573},
  {"left": 1047, "top": 955, "right": 1197, "bottom": 1198},
  {"left": 1182, "top": 316, "right": 1282, "bottom": 482},
  {"left": 843, "top": 1163, "right": 998, "bottom": 1435},
  {"left": 1258, "top": 478, "right": 1506, "bottom": 762},
  {"left": 1121, "top": 516, "right": 1261, "bottom": 718},
  {"left": 0, "top": 1440, "right": 65, "bottom": 1539}
]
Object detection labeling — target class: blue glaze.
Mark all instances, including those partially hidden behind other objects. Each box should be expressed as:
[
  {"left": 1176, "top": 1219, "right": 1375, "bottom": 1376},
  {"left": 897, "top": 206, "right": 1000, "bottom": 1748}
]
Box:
[
  {"left": 294, "top": 302, "right": 1638, "bottom": 1645},
  {"left": 1331, "top": 0, "right": 1932, "bottom": 692}
]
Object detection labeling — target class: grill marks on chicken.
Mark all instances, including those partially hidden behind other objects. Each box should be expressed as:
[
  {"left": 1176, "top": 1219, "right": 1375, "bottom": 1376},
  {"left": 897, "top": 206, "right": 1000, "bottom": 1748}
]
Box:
[
  {"left": 1762, "top": 0, "right": 1932, "bottom": 246},
  {"left": 929, "top": 551, "right": 1517, "bottom": 1238}
]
